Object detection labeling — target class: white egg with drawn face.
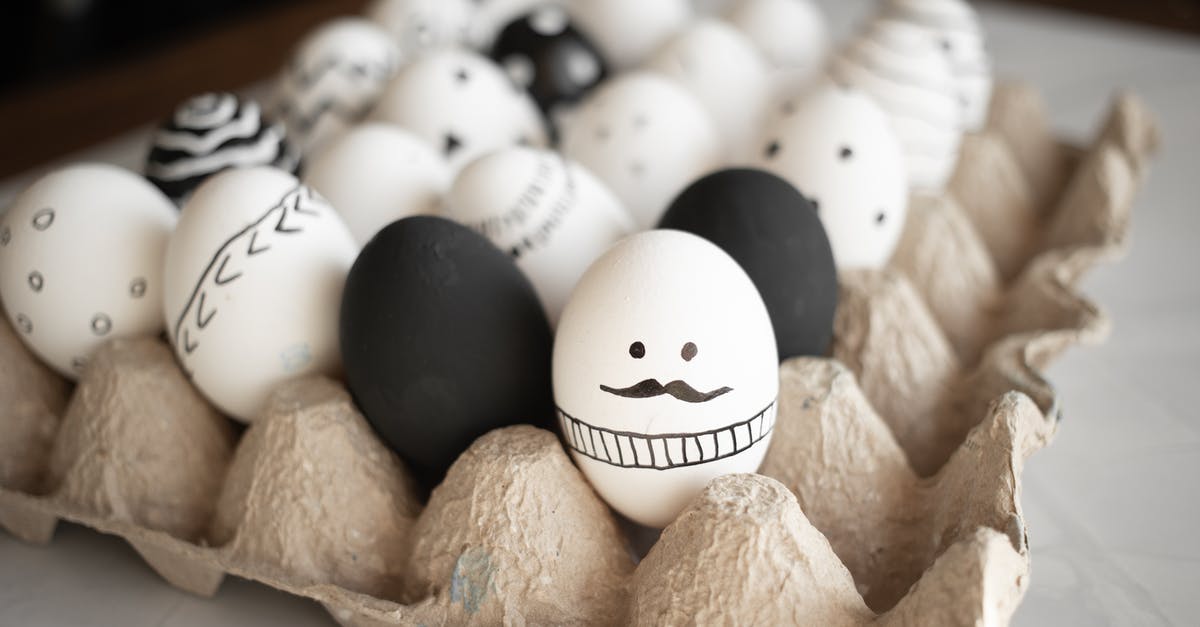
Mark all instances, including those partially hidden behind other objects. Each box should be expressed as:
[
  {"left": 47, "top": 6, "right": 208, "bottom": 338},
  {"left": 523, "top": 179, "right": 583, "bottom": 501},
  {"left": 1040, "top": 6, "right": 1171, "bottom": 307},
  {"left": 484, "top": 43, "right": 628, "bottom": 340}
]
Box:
[
  {"left": 553, "top": 230, "right": 778, "bottom": 528},
  {"left": 164, "top": 167, "right": 357, "bottom": 422},
  {"left": 559, "top": 72, "right": 721, "bottom": 230},
  {"left": 371, "top": 49, "right": 548, "bottom": 173},
  {"left": 0, "top": 164, "right": 177, "bottom": 379},
  {"left": 755, "top": 80, "right": 909, "bottom": 270},
  {"left": 442, "top": 146, "right": 634, "bottom": 324},
  {"left": 275, "top": 18, "right": 403, "bottom": 154}
]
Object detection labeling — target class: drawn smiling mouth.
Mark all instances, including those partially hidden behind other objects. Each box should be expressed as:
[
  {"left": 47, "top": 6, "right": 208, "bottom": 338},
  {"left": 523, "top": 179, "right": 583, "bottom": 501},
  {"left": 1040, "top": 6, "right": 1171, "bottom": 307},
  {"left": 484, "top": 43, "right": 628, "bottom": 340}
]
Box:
[{"left": 600, "top": 379, "right": 733, "bottom": 403}]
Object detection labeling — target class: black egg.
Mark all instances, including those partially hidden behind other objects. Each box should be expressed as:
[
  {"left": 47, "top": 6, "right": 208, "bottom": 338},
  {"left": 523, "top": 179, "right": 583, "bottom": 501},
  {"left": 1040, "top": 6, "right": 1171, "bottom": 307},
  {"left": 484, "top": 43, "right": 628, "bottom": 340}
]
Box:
[
  {"left": 489, "top": 5, "right": 608, "bottom": 115},
  {"left": 145, "top": 92, "right": 299, "bottom": 206},
  {"left": 658, "top": 168, "right": 838, "bottom": 361},
  {"left": 340, "top": 216, "right": 554, "bottom": 489}
]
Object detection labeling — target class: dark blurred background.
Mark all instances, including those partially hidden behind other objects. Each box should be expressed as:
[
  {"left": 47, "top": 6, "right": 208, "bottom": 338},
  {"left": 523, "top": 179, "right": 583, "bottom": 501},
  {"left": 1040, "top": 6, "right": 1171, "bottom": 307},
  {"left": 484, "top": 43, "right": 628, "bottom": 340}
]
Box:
[{"left": 0, "top": 0, "right": 1195, "bottom": 178}]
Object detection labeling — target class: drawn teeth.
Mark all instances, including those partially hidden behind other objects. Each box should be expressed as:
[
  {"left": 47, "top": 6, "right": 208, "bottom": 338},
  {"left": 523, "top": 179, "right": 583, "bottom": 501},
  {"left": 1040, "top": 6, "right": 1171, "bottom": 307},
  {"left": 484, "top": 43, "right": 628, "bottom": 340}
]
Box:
[{"left": 557, "top": 400, "right": 777, "bottom": 471}]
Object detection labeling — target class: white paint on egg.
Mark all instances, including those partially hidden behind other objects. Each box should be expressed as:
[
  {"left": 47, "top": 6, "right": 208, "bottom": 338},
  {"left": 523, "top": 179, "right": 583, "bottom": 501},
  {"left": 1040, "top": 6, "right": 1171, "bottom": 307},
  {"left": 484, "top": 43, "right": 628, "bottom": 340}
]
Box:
[
  {"left": 163, "top": 167, "right": 357, "bottom": 422},
  {"left": 553, "top": 230, "right": 778, "bottom": 528},
  {"left": 829, "top": 17, "right": 962, "bottom": 190},
  {"left": 0, "top": 164, "right": 177, "bottom": 379}
]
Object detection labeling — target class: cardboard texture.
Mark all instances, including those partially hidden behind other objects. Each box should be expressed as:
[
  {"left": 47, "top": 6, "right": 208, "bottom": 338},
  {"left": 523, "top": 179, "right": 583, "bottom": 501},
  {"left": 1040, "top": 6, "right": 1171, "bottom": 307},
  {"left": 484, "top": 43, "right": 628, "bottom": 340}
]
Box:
[{"left": 0, "top": 82, "right": 1157, "bottom": 625}]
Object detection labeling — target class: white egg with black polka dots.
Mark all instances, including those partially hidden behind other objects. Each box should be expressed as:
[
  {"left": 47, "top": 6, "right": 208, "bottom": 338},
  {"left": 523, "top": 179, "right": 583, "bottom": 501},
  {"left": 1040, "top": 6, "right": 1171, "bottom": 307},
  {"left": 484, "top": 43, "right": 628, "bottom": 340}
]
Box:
[
  {"left": 0, "top": 163, "right": 177, "bottom": 379},
  {"left": 754, "top": 79, "right": 908, "bottom": 270}
]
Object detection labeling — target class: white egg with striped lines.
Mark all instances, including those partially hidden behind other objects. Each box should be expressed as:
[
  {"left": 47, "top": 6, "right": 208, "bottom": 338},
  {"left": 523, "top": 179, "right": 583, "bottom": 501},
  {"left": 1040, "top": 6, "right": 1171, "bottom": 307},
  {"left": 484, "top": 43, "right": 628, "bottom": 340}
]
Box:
[{"left": 164, "top": 167, "right": 357, "bottom": 422}]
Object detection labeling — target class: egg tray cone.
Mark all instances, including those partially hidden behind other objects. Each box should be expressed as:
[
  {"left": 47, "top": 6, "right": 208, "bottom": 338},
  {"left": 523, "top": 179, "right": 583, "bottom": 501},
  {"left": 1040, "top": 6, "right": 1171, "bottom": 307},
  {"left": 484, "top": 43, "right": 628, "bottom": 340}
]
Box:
[{"left": 0, "top": 81, "right": 1157, "bottom": 626}]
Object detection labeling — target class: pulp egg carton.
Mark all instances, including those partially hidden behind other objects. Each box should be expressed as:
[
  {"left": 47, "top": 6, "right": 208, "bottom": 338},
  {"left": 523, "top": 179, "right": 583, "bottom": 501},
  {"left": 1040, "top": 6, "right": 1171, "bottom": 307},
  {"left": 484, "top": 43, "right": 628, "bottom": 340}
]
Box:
[{"left": 0, "top": 81, "right": 1157, "bottom": 626}]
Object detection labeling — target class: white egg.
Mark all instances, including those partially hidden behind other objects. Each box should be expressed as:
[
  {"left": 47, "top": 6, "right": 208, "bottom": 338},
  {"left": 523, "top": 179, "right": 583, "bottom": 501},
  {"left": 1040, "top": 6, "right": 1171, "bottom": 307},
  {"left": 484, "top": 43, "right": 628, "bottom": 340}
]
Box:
[
  {"left": 643, "top": 19, "right": 771, "bottom": 158},
  {"left": 553, "top": 230, "right": 778, "bottom": 528},
  {"left": 365, "top": 0, "right": 473, "bottom": 55},
  {"left": 725, "top": 0, "right": 828, "bottom": 82},
  {"left": 755, "top": 80, "right": 909, "bottom": 270},
  {"left": 829, "top": 17, "right": 962, "bottom": 190},
  {"left": 164, "top": 167, "right": 357, "bottom": 422},
  {"left": 275, "top": 18, "right": 403, "bottom": 154},
  {"left": 442, "top": 146, "right": 634, "bottom": 323},
  {"left": 304, "top": 123, "right": 450, "bottom": 246},
  {"left": 0, "top": 164, "right": 176, "bottom": 379},
  {"left": 881, "top": 0, "right": 993, "bottom": 131},
  {"left": 567, "top": 0, "right": 690, "bottom": 69},
  {"left": 370, "top": 49, "right": 548, "bottom": 173},
  {"left": 559, "top": 72, "right": 721, "bottom": 230}
]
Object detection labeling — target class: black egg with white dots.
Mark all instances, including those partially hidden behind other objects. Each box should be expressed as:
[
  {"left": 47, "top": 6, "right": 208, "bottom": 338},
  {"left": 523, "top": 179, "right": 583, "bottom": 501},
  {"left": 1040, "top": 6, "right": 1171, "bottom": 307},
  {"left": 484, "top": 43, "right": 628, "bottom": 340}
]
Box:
[{"left": 490, "top": 5, "right": 608, "bottom": 116}]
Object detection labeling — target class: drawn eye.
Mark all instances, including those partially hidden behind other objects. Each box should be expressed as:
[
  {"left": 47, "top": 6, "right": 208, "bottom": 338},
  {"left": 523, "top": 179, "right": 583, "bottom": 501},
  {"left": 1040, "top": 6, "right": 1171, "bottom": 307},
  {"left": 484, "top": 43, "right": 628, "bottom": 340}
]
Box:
[
  {"left": 681, "top": 342, "right": 698, "bottom": 361},
  {"left": 629, "top": 341, "right": 645, "bottom": 359}
]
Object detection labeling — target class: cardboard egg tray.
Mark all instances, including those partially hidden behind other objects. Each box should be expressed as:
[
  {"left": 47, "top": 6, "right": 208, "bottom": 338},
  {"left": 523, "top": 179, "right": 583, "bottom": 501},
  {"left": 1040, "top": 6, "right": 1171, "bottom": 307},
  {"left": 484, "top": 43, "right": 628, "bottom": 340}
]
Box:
[{"left": 0, "top": 81, "right": 1157, "bottom": 625}]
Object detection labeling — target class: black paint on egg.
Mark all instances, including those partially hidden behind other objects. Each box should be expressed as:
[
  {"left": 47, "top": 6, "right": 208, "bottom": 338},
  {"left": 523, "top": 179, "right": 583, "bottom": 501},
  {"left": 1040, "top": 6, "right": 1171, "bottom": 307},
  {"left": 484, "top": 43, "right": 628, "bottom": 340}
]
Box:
[
  {"left": 489, "top": 6, "right": 608, "bottom": 116},
  {"left": 340, "top": 216, "right": 554, "bottom": 490},
  {"left": 658, "top": 168, "right": 838, "bottom": 361},
  {"left": 145, "top": 92, "right": 300, "bottom": 206}
]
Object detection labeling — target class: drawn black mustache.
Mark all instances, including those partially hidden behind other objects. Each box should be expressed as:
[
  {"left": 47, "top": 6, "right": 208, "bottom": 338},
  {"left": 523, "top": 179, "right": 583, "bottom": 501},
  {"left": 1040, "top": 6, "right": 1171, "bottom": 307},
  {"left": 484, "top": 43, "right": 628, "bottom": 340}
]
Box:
[{"left": 600, "top": 379, "right": 733, "bottom": 403}]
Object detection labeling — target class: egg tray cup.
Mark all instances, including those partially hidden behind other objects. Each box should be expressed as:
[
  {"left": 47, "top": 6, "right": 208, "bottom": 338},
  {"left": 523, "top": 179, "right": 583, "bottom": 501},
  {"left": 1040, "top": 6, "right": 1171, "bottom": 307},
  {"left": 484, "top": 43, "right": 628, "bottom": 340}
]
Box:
[{"left": 0, "top": 81, "right": 1157, "bottom": 626}]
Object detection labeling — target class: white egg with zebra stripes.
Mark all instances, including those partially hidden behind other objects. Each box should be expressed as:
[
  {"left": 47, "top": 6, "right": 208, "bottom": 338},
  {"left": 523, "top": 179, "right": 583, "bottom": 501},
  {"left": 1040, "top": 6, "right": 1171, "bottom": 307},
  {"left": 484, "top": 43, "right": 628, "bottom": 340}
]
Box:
[
  {"left": 163, "top": 167, "right": 357, "bottom": 422},
  {"left": 829, "top": 17, "right": 962, "bottom": 190},
  {"left": 145, "top": 93, "right": 298, "bottom": 205},
  {"left": 274, "top": 18, "right": 402, "bottom": 154},
  {"left": 553, "top": 230, "right": 778, "bottom": 528}
]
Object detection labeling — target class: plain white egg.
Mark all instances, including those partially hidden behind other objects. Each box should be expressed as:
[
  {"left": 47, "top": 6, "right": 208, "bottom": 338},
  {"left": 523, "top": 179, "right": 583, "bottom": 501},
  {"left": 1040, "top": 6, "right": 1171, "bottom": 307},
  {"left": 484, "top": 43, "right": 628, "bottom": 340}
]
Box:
[
  {"left": 304, "top": 123, "right": 450, "bottom": 246},
  {"left": 643, "top": 19, "right": 771, "bottom": 159},
  {"left": 442, "top": 146, "right": 634, "bottom": 323},
  {"left": 559, "top": 72, "right": 721, "bottom": 230},
  {"left": 0, "top": 164, "right": 177, "bottom": 379},
  {"left": 163, "top": 167, "right": 357, "bottom": 422},
  {"left": 553, "top": 229, "right": 778, "bottom": 528},
  {"left": 567, "top": 0, "right": 690, "bottom": 70},
  {"left": 370, "top": 48, "right": 548, "bottom": 173},
  {"left": 725, "top": 0, "right": 829, "bottom": 84},
  {"left": 275, "top": 18, "right": 403, "bottom": 155},
  {"left": 754, "top": 79, "right": 909, "bottom": 270}
]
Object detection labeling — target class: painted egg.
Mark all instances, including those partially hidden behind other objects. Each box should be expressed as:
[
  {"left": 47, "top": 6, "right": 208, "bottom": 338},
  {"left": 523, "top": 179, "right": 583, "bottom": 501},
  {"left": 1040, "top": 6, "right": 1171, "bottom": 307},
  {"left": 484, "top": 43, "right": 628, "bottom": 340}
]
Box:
[
  {"left": 553, "top": 230, "right": 778, "bottom": 528},
  {"left": 644, "top": 19, "right": 770, "bottom": 157},
  {"left": 145, "top": 92, "right": 298, "bottom": 205},
  {"left": 489, "top": 5, "right": 608, "bottom": 117},
  {"left": 725, "top": 0, "right": 828, "bottom": 83},
  {"left": 441, "top": 146, "right": 634, "bottom": 323},
  {"left": 0, "top": 164, "right": 176, "bottom": 379},
  {"left": 829, "top": 17, "right": 962, "bottom": 190},
  {"left": 466, "top": 0, "right": 553, "bottom": 48},
  {"left": 304, "top": 123, "right": 450, "bottom": 246},
  {"left": 659, "top": 168, "right": 837, "bottom": 360},
  {"left": 163, "top": 167, "right": 357, "bottom": 422},
  {"left": 754, "top": 80, "right": 908, "bottom": 269},
  {"left": 567, "top": 0, "right": 690, "bottom": 70},
  {"left": 559, "top": 72, "right": 721, "bottom": 230},
  {"left": 370, "top": 49, "right": 548, "bottom": 173},
  {"left": 340, "top": 216, "right": 553, "bottom": 488},
  {"left": 882, "top": 0, "right": 993, "bottom": 131},
  {"left": 274, "top": 18, "right": 403, "bottom": 154},
  {"left": 365, "top": 0, "right": 473, "bottom": 56}
]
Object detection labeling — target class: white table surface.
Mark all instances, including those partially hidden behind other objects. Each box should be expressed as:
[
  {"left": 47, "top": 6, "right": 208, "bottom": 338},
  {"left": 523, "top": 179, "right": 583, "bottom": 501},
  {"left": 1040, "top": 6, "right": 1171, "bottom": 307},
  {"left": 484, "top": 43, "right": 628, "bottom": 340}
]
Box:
[{"left": 2, "top": 1, "right": 1198, "bottom": 625}]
